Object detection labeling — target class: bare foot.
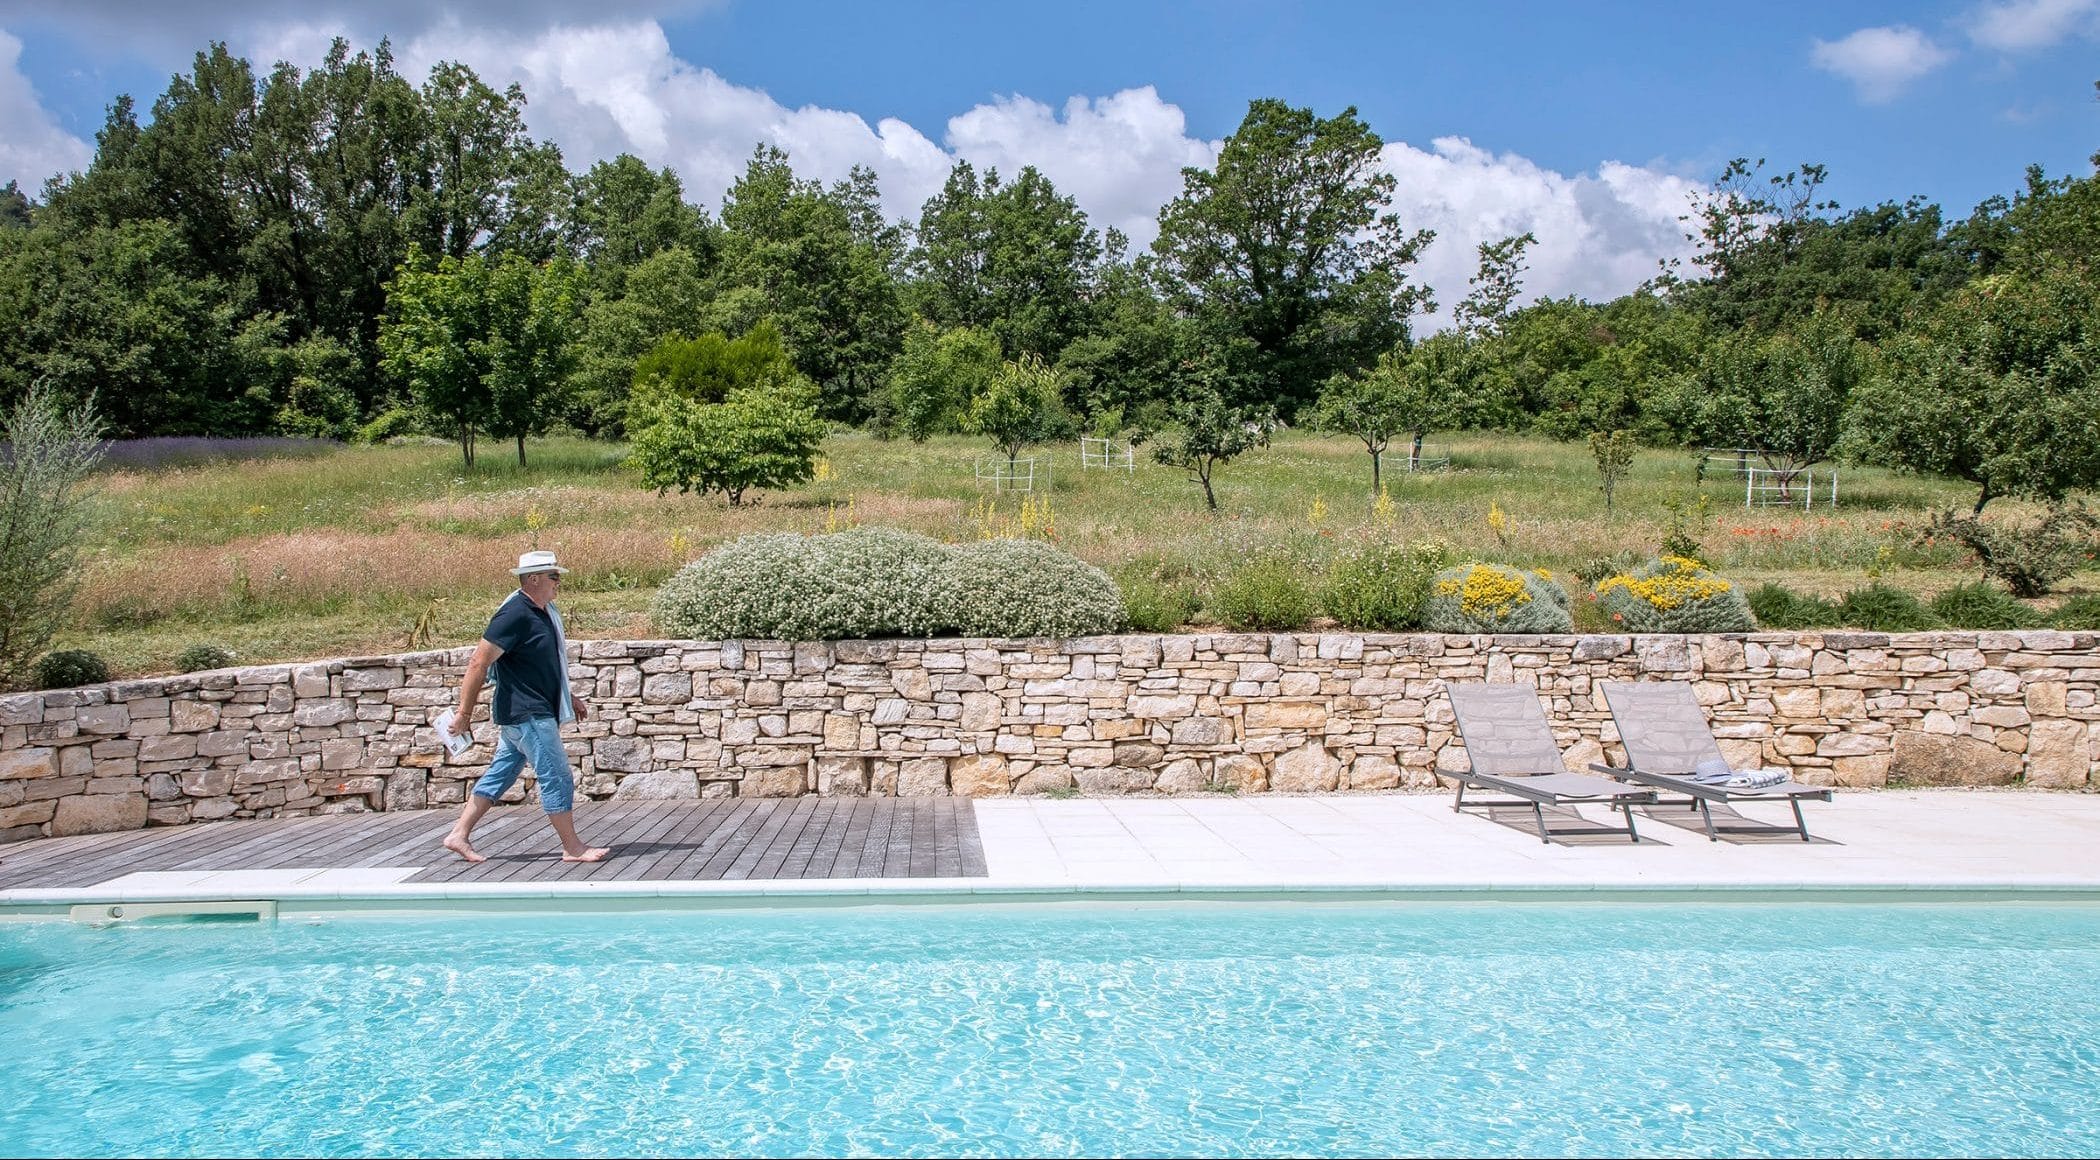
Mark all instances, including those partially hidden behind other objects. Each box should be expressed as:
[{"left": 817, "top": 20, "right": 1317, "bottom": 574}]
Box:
[
  {"left": 561, "top": 846, "right": 612, "bottom": 863},
  {"left": 442, "top": 832, "right": 487, "bottom": 863}
]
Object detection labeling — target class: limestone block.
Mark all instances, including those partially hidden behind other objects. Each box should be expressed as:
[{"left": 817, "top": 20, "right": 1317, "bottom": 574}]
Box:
[
  {"left": 293, "top": 664, "right": 331, "bottom": 697},
  {"left": 735, "top": 745, "right": 811, "bottom": 767},
  {"left": 817, "top": 756, "right": 869, "bottom": 796},
  {"left": 170, "top": 700, "right": 220, "bottom": 733},
  {"left": 1215, "top": 753, "right": 1267, "bottom": 793},
  {"left": 75, "top": 704, "right": 129, "bottom": 734},
  {"left": 1770, "top": 687, "right": 1822, "bottom": 718},
  {"left": 145, "top": 773, "right": 183, "bottom": 801},
  {"left": 1815, "top": 732, "right": 1886, "bottom": 757},
  {"left": 613, "top": 768, "right": 700, "bottom": 800},
  {"left": 745, "top": 680, "right": 782, "bottom": 707},
  {"left": 1155, "top": 758, "right": 1210, "bottom": 794},
  {"left": 949, "top": 754, "right": 1010, "bottom": 797},
  {"left": 52, "top": 793, "right": 147, "bottom": 836},
  {"left": 1243, "top": 702, "right": 1327, "bottom": 730},
  {"left": 1573, "top": 635, "right": 1631, "bottom": 662},
  {"left": 822, "top": 714, "right": 862, "bottom": 751},
  {"left": 1972, "top": 705, "right": 2032, "bottom": 728},
  {"left": 1970, "top": 669, "right": 2020, "bottom": 696},
  {"left": 1013, "top": 766, "right": 1073, "bottom": 794},
  {"left": 2025, "top": 681, "right": 2068, "bottom": 718},
  {"left": 642, "top": 673, "right": 693, "bottom": 705},
  {"left": 1112, "top": 741, "right": 1166, "bottom": 769},
  {"left": 872, "top": 699, "right": 911, "bottom": 725},
  {"left": 0, "top": 801, "right": 55, "bottom": 829},
  {"left": 384, "top": 770, "right": 428, "bottom": 812},
  {"left": 1270, "top": 742, "right": 1340, "bottom": 793},
  {"left": 1636, "top": 638, "right": 1693, "bottom": 672},
  {"left": 960, "top": 693, "right": 1002, "bottom": 734},
  {"left": 1170, "top": 717, "right": 1235, "bottom": 747},
  {"left": 744, "top": 764, "right": 808, "bottom": 798},
  {"left": 190, "top": 799, "right": 239, "bottom": 820},
  {"left": 595, "top": 736, "right": 650, "bottom": 774},
  {"left": 1073, "top": 765, "right": 1155, "bottom": 794},
  {"left": 180, "top": 767, "right": 233, "bottom": 796},
  {"left": 1127, "top": 694, "right": 1196, "bottom": 719},
  {"left": 897, "top": 757, "right": 949, "bottom": 797},
  {"left": 1561, "top": 738, "right": 1607, "bottom": 774},
  {"left": 0, "top": 747, "right": 55, "bottom": 780},
  {"left": 341, "top": 667, "right": 403, "bottom": 692},
  {"left": 1891, "top": 731, "right": 2021, "bottom": 786},
  {"left": 233, "top": 758, "right": 302, "bottom": 788},
  {"left": 319, "top": 775, "right": 384, "bottom": 797},
  {"left": 1819, "top": 688, "right": 1866, "bottom": 719},
  {"left": 293, "top": 700, "right": 354, "bottom": 728},
  {"left": 2023, "top": 719, "right": 2090, "bottom": 789},
  {"left": 1347, "top": 753, "right": 1400, "bottom": 790},
  {"left": 321, "top": 739, "right": 362, "bottom": 771}
]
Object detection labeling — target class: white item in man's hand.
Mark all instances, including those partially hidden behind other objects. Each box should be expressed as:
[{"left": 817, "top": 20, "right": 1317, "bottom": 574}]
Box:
[{"left": 434, "top": 708, "right": 473, "bottom": 758}]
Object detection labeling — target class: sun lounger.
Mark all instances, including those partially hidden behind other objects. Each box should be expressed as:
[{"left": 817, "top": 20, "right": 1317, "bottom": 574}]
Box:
[
  {"left": 1443, "top": 683, "right": 1657, "bottom": 844},
  {"left": 1594, "top": 681, "right": 1834, "bottom": 842}
]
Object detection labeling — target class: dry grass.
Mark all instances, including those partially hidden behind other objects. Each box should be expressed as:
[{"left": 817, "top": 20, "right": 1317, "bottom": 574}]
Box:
[{"left": 53, "top": 431, "right": 2092, "bottom": 677}]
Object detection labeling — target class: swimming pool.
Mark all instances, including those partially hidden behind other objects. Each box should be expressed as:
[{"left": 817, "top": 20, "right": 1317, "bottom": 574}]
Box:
[{"left": 1, "top": 901, "right": 2095, "bottom": 1157}]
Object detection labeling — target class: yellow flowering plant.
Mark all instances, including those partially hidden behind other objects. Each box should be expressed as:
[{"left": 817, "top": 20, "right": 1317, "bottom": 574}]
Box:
[
  {"left": 1593, "top": 556, "right": 1756, "bottom": 632},
  {"left": 1423, "top": 562, "right": 1574, "bottom": 633}
]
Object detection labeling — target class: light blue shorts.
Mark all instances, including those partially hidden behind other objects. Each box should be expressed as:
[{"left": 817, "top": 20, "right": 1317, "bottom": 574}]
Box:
[{"left": 471, "top": 716, "right": 576, "bottom": 814}]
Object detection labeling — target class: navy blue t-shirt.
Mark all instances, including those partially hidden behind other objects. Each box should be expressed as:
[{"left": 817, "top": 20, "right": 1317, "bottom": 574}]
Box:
[{"left": 484, "top": 595, "right": 564, "bottom": 725}]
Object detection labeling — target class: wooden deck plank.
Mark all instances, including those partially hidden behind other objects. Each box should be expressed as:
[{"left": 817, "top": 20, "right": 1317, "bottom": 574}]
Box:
[
  {"left": 823, "top": 799, "right": 875, "bottom": 878},
  {"left": 931, "top": 799, "right": 955, "bottom": 877},
  {"left": 653, "top": 801, "right": 762, "bottom": 881},
  {"left": 860, "top": 799, "right": 901, "bottom": 878},
  {"left": 954, "top": 800, "right": 988, "bottom": 878},
  {"left": 614, "top": 801, "right": 733, "bottom": 882},
  {"left": 906, "top": 798, "right": 937, "bottom": 877},
  {"left": 720, "top": 799, "right": 806, "bottom": 881},
  {"left": 797, "top": 800, "right": 855, "bottom": 879},
  {"left": 162, "top": 814, "right": 350, "bottom": 871},
  {"left": 522, "top": 799, "right": 675, "bottom": 882},
  {"left": 746, "top": 798, "right": 822, "bottom": 881},
  {"left": 694, "top": 800, "right": 783, "bottom": 880},
  {"left": 478, "top": 799, "right": 658, "bottom": 883},
  {"left": 582, "top": 800, "right": 705, "bottom": 881},
  {"left": 410, "top": 810, "right": 543, "bottom": 882},
  {"left": 18, "top": 815, "right": 317, "bottom": 886}
]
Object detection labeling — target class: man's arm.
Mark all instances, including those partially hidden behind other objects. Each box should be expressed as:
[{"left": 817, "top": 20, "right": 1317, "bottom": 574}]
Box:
[{"left": 455, "top": 639, "right": 503, "bottom": 738}]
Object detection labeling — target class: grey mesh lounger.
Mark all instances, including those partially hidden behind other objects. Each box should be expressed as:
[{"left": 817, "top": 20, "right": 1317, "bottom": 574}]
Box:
[
  {"left": 1443, "top": 683, "right": 1656, "bottom": 844},
  {"left": 1594, "top": 681, "right": 1834, "bottom": 842}
]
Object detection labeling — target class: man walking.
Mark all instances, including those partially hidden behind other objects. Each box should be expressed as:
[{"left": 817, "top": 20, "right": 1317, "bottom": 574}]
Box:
[{"left": 442, "top": 550, "right": 610, "bottom": 863}]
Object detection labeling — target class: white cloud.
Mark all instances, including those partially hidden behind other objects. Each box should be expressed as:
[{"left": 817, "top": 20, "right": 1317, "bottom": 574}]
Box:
[
  {"left": 0, "top": 28, "right": 91, "bottom": 190},
  {"left": 1966, "top": 0, "right": 2100, "bottom": 51},
  {"left": 1810, "top": 25, "right": 1954, "bottom": 103},
  {"left": 1381, "top": 137, "right": 1702, "bottom": 331}
]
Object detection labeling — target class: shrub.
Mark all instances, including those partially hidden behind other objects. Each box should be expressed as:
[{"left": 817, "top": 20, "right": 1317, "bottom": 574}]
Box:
[
  {"left": 1746, "top": 582, "right": 1840, "bottom": 630},
  {"left": 1573, "top": 549, "right": 1644, "bottom": 587},
  {"left": 2050, "top": 594, "right": 2100, "bottom": 630},
  {"left": 32, "top": 649, "right": 110, "bottom": 689},
  {"left": 1212, "top": 553, "right": 1317, "bottom": 631},
  {"left": 1318, "top": 539, "right": 1454, "bottom": 630},
  {"left": 1424, "top": 563, "right": 1575, "bottom": 633},
  {"left": 1928, "top": 582, "right": 2042, "bottom": 630},
  {"left": 1594, "top": 556, "right": 1756, "bottom": 633},
  {"left": 1119, "top": 572, "right": 1201, "bottom": 633},
  {"left": 933, "top": 539, "right": 1125, "bottom": 638},
  {"left": 1921, "top": 504, "right": 2098, "bottom": 597},
  {"left": 1834, "top": 583, "right": 1941, "bottom": 632},
  {"left": 177, "top": 644, "right": 238, "bottom": 673},
  {"left": 354, "top": 407, "right": 424, "bottom": 445},
  {"left": 0, "top": 383, "right": 103, "bottom": 690},
  {"left": 653, "top": 528, "right": 949, "bottom": 640}
]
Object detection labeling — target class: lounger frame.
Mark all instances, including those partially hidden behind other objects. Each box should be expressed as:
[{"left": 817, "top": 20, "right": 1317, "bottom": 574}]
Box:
[
  {"left": 1594, "top": 681, "right": 1834, "bottom": 842},
  {"left": 1445, "top": 683, "right": 1656, "bottom": 844}
]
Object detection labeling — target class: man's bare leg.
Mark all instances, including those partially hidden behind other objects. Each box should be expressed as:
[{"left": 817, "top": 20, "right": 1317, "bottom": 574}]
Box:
[
  {"left": 443, "top": 794, "right": 496, "bottom": 862},
  {"left": 549, "top": 811, "right": 610, "bottom": 862}
]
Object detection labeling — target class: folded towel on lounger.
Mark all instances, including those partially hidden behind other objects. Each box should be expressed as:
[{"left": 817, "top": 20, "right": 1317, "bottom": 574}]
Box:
[{"left": 1725, "top": 767, "right": 1790, "bottom": 789}]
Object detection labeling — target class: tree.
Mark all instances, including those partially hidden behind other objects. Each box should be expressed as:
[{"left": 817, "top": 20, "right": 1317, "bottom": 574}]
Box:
[
  {"left": 1844, "top": 264, "right": 2100, "bottom": 513},
  {"left": 0, "top": 384, "right": 103, "bottom": 690},
  {"left": 567, "top": 245, "right": 708, "bottom": 436},
  {"left": 1152, "top": 384, "right": 1276, "bottom": 511},
  {"left": 1681, "top": 311, "right": 1868, "bottom": 498},
  {"left": 909, "top": 161, "right": 1102, "bottom": 362},
  {"left": 966, "top": 353, "right": 1065, "bottom": 467},
  {"left": 1151, "top": 99, "right": 1434, "bottom": 417},
  {"left": 1588, "top": 429, "right": 1636, "bottom": 514},
  {"left": 569, "top": 155, "right": 713, "bottom": 295},
  {"left": 0, "top": 182, "right": 30, "bottom": 230},
  {"left": 627, "top": 326, "right": 826, "bottom": 504},
  {"left": 1453, "top": 232, "right": 1536, "bottom": 339},
  {"left": 1313, "top": 335, "right": 1461, "bottom": 493},
  {"left": 378, "top": 248, "right": 583, "bottom": 466},
  {"left": 885, "top": 322, "right": 1001, "bottom": 442}
]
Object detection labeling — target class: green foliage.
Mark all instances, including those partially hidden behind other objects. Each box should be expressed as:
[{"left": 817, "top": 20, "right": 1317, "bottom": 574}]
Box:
[
  {"left": 176, "top": 643, "right": 239, "bottom": 672},
  {"left": 1212, "top": 553, "right": 1317, "bottom": 631},
  {"left": 1588, "top": 429, "right": 1636, "bottom": 513},
  {"left": 908, "top": 162, "right": 1103, "bottom": 364},
  {"left": 1928, "top": 582, "right": 2042, "bottom": 630},
  {"left": 0, "top": 384, "right": 104, "bottom": 690},
  {"left": 1745, "top": 582, "right": 1841, "bottom": 630},
  {"left": 1424, "top": 563, "right": 1575, "bottom": 634},
  {"left": 1844, "top": 263, "right": 2100, "bottom": 513},
  {"left": 2049, "top": 594, "right": 2100, "bottom": 630},
  {"left": 568, "top": 245, "right": 708, "bottom": 437},
  {"left": 653, "top": 528, "right": 950, "bottom": 640},
  {"left": 1834, "top": 583, "right": 1941, "bottom": 632},
  {"left": 627, "top": 372, "right": 826, "bottom": 505},
  {"left": 1318, "top": 538, "right": 1455, "bottom": 630},
  {"left": 933, "top": 539, "right": 1125, "bottom": 638},
  {"left": 1313, "top": 337, "right": 1461, "bottom": 493},
  {"left": 31, "top": 649, "right": 111, "bottom": 690},
  {"left": 885, "top": 321, "right": 1001, "bottom": 441},
  {"left": 1658, "top": 494, "right": 1714, "bottom": 562},
  {"left": 1594, "top": 557, "right": 1756, "bottom": 633},
  {"left": 354, "top": 407, "right": 425, "bottom": 445},
  {"left": 1150, "top": 98, "right": 1434, "bottom": 417},
  {"left": 1573, "top": 549, "right": 1645, "bottom": 587},
  {"left": 1152, "top": 386, "right": 1275, "bottom": 511},
  {"left": 1677, "top": 311, "right": 1867, "bottom": 476},
  {"left": 965, "top": 352, "right": 1067, "bottom": 464},
  {"left": 1117, "top": 572, "right": 1201, "bottom": 633},
  {"left": 1921, "top": 504, "right": 2098, "bottom": 597}
]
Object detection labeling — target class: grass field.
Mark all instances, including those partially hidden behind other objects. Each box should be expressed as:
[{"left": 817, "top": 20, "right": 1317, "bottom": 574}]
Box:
[{"left": 60, "top": 430, "right": 2083, "bottom": 676}]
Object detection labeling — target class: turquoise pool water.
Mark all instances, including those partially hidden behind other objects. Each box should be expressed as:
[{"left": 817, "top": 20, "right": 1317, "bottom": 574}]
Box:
[{"left": 1, "top": 902, "right": 2096, "bottom": 1157}]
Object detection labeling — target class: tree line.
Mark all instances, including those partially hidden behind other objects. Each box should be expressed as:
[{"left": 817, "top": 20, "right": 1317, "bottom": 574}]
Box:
[{"left": 1, "top": 39, "right": 2096, "bottom": 513}]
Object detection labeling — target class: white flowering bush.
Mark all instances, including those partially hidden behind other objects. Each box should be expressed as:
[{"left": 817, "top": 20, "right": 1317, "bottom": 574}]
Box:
[
  {"left": 932, "top": 539, "right": 1126, "bottom": 638},
  {"left": 653, "top": 528, "right": 949, "bottom": 639},
  {"left": 1421, "top": 563, "right": 1575, "bottom": 634}
]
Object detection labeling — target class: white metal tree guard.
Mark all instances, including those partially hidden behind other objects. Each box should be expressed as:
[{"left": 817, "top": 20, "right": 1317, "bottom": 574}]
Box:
[
  {"left": 1742, "top": 465, "right": 1839, "bottom": 509},
  {"left": 975, "top": 455, "right": 1047, "bottom": 493},
  {"left": 1080, "top": 437, "right": 1134, "bottom": 471}
]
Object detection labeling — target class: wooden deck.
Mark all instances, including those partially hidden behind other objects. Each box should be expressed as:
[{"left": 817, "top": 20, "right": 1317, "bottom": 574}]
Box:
[{"left": 0, "top": 799, "right": 987, "bottom": 889}]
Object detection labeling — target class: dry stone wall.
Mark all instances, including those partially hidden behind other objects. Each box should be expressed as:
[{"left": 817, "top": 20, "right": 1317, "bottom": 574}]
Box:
[{"left": 1, "top": 630, "right": 2094, "bottom": 840}]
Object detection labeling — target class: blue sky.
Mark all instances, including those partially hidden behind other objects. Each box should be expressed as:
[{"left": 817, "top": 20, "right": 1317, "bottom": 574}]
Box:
[{"left": 1, "top": 0, "right": 2094, "bottom": 319}]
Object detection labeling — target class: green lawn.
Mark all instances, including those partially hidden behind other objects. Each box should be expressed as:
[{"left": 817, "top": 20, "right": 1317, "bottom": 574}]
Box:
[{"left": 62, "top": 431, "right": 2075, "bottom": 676}]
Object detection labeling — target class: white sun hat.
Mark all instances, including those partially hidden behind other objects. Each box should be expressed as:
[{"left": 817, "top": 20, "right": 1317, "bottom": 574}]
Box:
[{"left": 510, "top": 549, "right": 570, "bottom": 576}]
